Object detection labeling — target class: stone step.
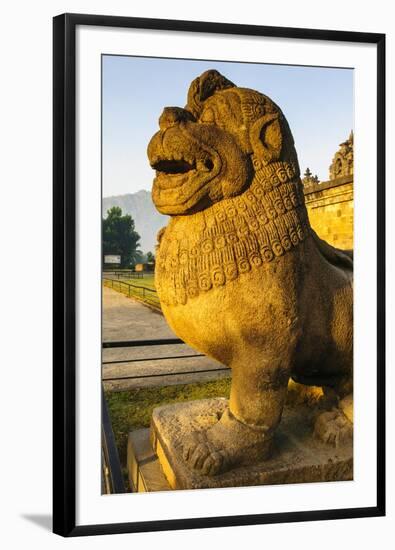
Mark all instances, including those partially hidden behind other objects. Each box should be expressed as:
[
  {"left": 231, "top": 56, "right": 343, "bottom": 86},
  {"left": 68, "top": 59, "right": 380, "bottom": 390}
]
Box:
[{"left": 127, "top": 428, "right": 170, "bottom": 492}]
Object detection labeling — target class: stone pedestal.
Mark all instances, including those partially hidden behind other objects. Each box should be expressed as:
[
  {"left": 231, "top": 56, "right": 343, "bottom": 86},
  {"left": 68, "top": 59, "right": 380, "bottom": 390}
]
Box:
[{"left": 127, "top": 397, "right": 352, "bottom": 492}]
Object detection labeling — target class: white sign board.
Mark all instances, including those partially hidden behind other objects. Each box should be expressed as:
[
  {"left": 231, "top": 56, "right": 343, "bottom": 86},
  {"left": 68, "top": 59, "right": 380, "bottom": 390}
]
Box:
[{"left": 104, "top": 255, "right": 121, "bottom": 265}]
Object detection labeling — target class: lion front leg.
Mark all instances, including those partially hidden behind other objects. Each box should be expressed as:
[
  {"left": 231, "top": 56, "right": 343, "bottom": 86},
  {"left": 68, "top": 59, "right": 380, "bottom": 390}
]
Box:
[{"left": 181, "top": 359, "right": 290, "bottom": 476}]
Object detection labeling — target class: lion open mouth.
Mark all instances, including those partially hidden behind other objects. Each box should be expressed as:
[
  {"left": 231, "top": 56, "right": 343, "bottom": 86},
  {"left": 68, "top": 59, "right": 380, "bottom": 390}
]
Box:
[
  {"left": 150, "top": 150, "right": 217, "bottom": 197},
  {"left": 150, "top": 149, "right": 219, "bottom": 213},
  {"left": 152, "top": 156, "right": 214, "bottom": 176},
  {"left": 153, "top": 158, "right": 195, "bottom": 175}
]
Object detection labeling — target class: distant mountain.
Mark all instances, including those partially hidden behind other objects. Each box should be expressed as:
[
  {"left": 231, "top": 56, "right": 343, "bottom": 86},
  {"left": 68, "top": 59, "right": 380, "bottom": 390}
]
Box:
[{"left": 102, "top": 190, "right": 168, "bottom": 254}]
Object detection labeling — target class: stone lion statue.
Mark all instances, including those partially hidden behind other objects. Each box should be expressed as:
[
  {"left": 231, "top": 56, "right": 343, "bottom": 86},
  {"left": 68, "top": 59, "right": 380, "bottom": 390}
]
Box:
[{"left": 147, "top": 70, "right": 353, "bottom": 476}]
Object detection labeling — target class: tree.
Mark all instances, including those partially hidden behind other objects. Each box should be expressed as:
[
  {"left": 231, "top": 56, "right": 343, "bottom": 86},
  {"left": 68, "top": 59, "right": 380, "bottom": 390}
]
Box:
[
  {"left": 102, "top": 207, "right": 141, "bottom": 267},
  {"left": 146, "top": 251, "right": 155, "bottom": 263},
  {"left": 133, "top": 250, "right": 145, "bottom": 265}
]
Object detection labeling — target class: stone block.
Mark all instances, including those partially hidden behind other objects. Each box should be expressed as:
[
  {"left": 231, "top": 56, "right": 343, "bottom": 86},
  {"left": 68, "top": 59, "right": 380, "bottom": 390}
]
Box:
[{"left": 150, "top": 398, "right": 353, "bottom": 491}]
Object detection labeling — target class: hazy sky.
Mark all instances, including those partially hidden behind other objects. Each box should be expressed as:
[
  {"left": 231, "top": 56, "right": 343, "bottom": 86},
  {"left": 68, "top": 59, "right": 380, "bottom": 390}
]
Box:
[{"left": 102, "top": 55, "right": 353, "bottom": 198}]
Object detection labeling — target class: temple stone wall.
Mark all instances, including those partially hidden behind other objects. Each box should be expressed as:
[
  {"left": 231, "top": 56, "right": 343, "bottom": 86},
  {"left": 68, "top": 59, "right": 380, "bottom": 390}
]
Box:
[{"left": 304, "top": 175, "right": 353, "bottom": 251}]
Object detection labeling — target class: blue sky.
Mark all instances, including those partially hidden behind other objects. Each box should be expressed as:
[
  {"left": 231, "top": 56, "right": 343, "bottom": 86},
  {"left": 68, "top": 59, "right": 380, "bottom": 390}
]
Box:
[{"left": 102, "top": 55, "right": 353, "bottom": 198}]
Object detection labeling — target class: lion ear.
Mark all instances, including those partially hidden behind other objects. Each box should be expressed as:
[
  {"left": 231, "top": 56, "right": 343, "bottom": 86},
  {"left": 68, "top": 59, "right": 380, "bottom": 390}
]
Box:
[{"left": 249, "top": 113, "right": 283, "bottom": 165}]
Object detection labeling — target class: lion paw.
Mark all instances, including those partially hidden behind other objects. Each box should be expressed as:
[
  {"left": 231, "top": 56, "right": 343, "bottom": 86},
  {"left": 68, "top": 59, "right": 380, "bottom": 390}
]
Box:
[
  {"left": 314, "top": 409, "right": 353, "bottom": 447},
  {"left": 182, "top": 432, "right": 228, "bottom": 476},
  {"left": 179, "top": 407, "right": 273, "bottom": 476}
]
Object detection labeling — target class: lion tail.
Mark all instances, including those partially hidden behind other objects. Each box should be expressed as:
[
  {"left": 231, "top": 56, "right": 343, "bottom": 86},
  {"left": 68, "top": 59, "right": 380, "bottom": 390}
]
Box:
[{"left": 311, "top": 229, "right": 353, "bottom": 271}]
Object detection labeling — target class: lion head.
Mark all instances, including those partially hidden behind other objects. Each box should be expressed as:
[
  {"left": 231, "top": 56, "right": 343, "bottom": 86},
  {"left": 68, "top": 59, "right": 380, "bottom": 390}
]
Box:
[{"left": 147, "top": 70, "right": 299, "bottom": 215}]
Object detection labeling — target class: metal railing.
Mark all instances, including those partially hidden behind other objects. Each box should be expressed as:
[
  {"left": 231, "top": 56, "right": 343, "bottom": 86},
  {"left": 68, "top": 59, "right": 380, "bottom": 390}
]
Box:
[
  {"left": 103, "top": 277, "right": 160, "bottom": 309},
  {"left": 102, "top": 338, "right": 229, "bottom": 383},
  {"left": 102, "top": 386, "right": 125, "bottom": 494},
  {"left": 103, "top": 270, "right": 144, "bottom": 279}
]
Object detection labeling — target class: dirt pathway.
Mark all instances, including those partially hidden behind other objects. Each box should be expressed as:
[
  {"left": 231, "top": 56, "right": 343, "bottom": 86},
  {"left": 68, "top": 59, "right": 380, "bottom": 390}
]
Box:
[{"left": 102, "top": 286, "right": 230, "bottom": 390}]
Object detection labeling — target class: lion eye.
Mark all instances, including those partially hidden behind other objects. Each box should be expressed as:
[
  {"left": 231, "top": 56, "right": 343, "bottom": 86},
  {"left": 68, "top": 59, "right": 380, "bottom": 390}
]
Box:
[{"left": 200, "top": 108, "right": 215, "bottom": 124}]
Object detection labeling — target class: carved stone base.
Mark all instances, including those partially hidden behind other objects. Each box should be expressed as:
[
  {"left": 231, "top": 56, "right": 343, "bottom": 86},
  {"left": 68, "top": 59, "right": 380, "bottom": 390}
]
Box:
[{"left": 148, "top": 398, "right": 353, "bottom": 491}]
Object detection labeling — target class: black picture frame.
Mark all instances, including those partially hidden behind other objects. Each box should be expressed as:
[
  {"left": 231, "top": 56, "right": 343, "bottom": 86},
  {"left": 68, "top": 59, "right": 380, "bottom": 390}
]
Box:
[{"left": 53, "top": 13, "right": 386, "bottom": 537}]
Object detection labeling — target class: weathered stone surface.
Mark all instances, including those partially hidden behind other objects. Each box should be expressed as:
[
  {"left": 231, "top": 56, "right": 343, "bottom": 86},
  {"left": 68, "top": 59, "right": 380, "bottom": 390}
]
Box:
[
  {"left": 147, "top": 70, "right": 354, "bottom": 477},
  {"left": 150, "top": 399, "right": 353, "bottom": 490},
  {"left": 304, "top": 176, "right": 353, "bottom": 251},
  {"left": 301, "top": 130, "right": 354, "bottom": 251}
]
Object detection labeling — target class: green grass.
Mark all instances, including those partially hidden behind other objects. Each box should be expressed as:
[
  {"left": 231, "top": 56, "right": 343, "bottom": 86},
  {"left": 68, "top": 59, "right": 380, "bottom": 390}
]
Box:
[
  {"left": 103, "top": 277, "right": 160, "bottom": 309},
  {"left": 105, "top": 378, "right": 231, "bottom": 468},
  {"left": 124, "top": 274, "right": 156, "bottom": 290}
]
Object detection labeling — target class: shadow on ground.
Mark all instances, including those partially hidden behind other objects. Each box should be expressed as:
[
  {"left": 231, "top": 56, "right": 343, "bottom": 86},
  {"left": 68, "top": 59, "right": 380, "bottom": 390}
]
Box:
[{"left": 21, "top": 514, "right": 52, "bottom": 532}]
